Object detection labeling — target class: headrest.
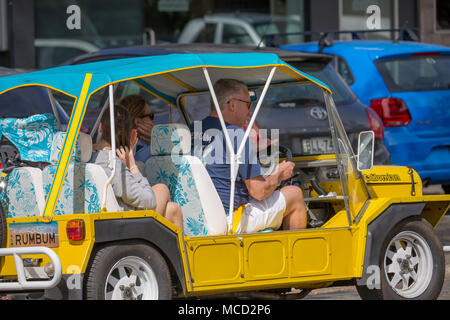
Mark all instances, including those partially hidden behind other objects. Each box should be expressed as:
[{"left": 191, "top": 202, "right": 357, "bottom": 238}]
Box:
[
  {"left": 50, "top": 131, "right": 93, "bottom": 163},
  {"left": 151, "top": 124, "right": 191, "bottom": 156}
]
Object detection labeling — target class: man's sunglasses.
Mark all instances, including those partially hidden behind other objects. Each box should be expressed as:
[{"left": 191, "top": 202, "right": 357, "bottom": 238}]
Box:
[
  {"left": 140, "top": 112, "right": 154, "bottom": 120},
  {"left": 228, "top": 98, "right": 252, "bottom": 110}
]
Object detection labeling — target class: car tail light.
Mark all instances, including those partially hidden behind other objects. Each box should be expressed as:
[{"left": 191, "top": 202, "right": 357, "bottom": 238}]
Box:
[
  {"left": 411, "top": 51, "right": 441, "bottom": 57},
  {"left": 365, "top": 107, "right": 385, "bottom": 140},
  {"left": 66, "top": 219, "right": 85, "bottom": 241},
  {"left": 370, "top": 98, "right": 411, "bottom": 127}
]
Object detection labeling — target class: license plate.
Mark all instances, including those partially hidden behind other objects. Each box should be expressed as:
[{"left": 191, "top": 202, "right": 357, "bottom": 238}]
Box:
[
  {"left": 9, "top": 222, "right": 59, "bottom": 248},
  {"left": 302, "top": 137, "right": 334, "bottom": 155}
]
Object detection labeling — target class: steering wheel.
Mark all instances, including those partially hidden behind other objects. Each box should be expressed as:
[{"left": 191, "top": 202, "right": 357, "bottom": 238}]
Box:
[
  {"left": 277, "top": 145, "right": 296, "bottom": 188},
  {"left": 278, "top": 144, "right": 293, "bottom": 162}
]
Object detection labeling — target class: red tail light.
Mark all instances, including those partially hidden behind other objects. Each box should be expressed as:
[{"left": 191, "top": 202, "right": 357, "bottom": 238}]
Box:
[
  {"left": 370, "top": 98, "right": 411, "bottom": 127},
  {"left": 365, "top": 107, "right": 385, "bottom": 140},
  {"left": 66, "top": 219, "right": 85, "bottom": 241}
]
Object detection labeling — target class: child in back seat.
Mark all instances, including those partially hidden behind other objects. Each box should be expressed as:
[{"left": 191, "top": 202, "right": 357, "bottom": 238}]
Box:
[{"left": 90, "top": 105, "right": 183, "bottom": 229}]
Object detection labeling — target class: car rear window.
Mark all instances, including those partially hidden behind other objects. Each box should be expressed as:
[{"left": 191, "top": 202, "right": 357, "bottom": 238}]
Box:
[
  {"left": 375, "top": 54, "right": 450, "bottom": 92},
  {"left": 287, "top": 60, "right": 356, "bottom": 106}
]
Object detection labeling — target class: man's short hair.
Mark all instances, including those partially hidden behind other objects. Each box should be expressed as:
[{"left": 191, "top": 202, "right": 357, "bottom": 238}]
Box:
[{"left": 211, "top": 79, "right": 247, "bottom": 111}]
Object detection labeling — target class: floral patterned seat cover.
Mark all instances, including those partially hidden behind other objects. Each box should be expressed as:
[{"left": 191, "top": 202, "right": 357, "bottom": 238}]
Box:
[
  {"left": 145, "top": 124, "right": 227, "bottom": 236},
  {"left": 42, "top": 132, "right": 119, "bottom": 215},
  {"left": 1, "top": 114, "right": 58, "bottom": 218}
]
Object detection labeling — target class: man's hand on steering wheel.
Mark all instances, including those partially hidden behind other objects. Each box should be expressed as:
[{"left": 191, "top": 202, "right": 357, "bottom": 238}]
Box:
[{"left": 277, "top": 161, "right": 295, "bottom": 182}]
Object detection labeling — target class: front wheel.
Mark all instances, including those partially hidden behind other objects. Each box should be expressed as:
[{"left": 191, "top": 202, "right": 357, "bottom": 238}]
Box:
[
  {"left": 85, "top": 241, "right": 172, "bottom": 300},
  {"left": 356, "top": 218, "right": 445, "bottom": 300}
]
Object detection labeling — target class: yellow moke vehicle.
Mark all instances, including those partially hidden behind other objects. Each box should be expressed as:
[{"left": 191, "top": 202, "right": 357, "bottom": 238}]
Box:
[{"left": 0, "top": 52, "right": 449, "bottom": 300}]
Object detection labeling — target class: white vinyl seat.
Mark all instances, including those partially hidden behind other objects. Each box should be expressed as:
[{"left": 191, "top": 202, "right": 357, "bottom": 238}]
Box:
[
  {"left": 145, "top": 124, "right": 227, "bottom": 236},
  {"left": 42, "top": 132, "right": 120, "bottom": 215}
]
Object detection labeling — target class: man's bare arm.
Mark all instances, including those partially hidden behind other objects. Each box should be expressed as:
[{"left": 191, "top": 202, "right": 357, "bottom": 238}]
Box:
[{"left": 245, "top": 161, "right": 295, "bottom": 201}]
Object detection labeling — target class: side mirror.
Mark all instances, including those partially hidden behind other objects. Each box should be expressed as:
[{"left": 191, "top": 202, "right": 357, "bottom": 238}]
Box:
[{"left": 357, "top": 131, "right": 374, "bottom": 171}]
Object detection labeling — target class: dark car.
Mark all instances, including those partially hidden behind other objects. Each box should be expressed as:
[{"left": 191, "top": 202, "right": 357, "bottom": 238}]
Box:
[{"left": 63, "top": 44, "right": 390, "bottom": 164}]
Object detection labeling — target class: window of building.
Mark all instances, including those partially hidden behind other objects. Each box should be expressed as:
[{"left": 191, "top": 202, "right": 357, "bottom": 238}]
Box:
[{"left": 436, "top": 0, "right": 450, "bottom": 31}]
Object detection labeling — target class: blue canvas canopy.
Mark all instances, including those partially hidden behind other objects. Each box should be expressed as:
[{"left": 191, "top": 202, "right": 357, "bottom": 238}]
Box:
[{"left": 0, "top": 53, "right": 331, "bottom": 105}]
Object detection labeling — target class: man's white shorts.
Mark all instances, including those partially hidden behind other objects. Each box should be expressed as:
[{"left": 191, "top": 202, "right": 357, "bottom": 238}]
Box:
[{"left": 236, "top": 190, "right": 286, "bottom": 234}]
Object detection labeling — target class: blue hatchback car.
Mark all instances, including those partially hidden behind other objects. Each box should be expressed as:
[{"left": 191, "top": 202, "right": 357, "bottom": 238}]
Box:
[{"left": 283, "top": 40, "right": 450, "bottom": 192}]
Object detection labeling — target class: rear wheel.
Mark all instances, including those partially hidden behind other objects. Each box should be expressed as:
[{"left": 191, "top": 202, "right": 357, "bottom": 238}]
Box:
[
  {"left": 85, "top": 241, "right": 172, "bottom": 300},
  {"left": 356, "top": 218, "right": 445, "bottom": 300}
]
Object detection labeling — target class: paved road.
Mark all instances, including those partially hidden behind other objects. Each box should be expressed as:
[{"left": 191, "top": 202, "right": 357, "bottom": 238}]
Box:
[{"left": 305, "top": 184, "right": 450, "bottom": 300}]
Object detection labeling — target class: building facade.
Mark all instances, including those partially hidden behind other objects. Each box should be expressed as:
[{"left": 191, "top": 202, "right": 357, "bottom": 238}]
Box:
[{"left": 0, "top": 0, "right": 448, "bottom": 69}]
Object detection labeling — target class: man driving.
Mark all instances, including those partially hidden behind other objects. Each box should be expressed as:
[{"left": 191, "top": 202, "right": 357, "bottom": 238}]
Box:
[{"left": 190, "top": 79, "right": 307, "bottom": 234}]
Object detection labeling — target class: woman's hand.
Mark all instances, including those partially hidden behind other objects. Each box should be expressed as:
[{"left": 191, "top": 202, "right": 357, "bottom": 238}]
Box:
[
  {"left": 136, "top": 119, "right": 153, "bottom": 143},
  {"left": 116, "top": 145, "right": 139, "bottom": 174}
]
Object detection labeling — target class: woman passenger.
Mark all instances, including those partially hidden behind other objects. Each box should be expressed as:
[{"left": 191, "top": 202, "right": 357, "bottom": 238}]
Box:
[
  {"left": 119, "top": 94, "right": 154, "bottom": 163},
  {"left": 90, "top": 105, "right": 183, "bottom": 229}
]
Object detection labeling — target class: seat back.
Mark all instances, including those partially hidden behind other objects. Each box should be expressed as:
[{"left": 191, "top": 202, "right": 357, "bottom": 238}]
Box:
[
  {"left": 145, "top": 124, "right": 227, "bottom": 236},
  {"left": 42, "top": 132, "right": 120, "bottom": 215},
  {"left": 5, "top": 167, "right": 46, "bottom": 218}
]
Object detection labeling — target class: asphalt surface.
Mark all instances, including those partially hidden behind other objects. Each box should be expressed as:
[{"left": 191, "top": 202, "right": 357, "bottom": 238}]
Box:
[{"left": 305, "top": 184, "right": 450, "bottom": 300}]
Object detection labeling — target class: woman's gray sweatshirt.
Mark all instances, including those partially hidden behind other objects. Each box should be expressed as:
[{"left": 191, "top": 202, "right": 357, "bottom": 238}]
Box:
[{"left": 90, "top": 150, "right": 156, "bottom": 211}]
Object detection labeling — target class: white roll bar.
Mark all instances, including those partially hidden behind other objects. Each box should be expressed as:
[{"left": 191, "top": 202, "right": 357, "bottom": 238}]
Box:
[
  {"left": 101, "top": 84, "right": 117, "bottom": 210},
  {"left": 0, "top": 247, "right": 62, "bottom": 291}
]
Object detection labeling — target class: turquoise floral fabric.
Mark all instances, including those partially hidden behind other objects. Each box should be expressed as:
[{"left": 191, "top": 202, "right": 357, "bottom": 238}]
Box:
[
  {"left": 43, "top": 163, "right": 102, "bottom": 215},
  {"left": 146, "top": 156, "right": 208, "bottom": 236},
  {"left": 150, "top": 124, "right": 190, "bottom": 156},
  {"left": 50, "top": 131, "right": 83, "bottom": 162},
  {"left": 147, "top": 124, "right": 208, "bottom": 236},
  {"left": 5, "top": 168, "right": 42, "bottom": 218},
  {"left": 0, "top": 113, "right": 57, "bottom": 163},
  {"left": 43, "top": 132, "right": 100, "bottom": 215}
]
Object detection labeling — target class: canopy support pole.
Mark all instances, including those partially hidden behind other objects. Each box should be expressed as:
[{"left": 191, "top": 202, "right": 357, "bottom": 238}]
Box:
[{"left": 101, "top": 84, "right": 116, "bottom": 211}]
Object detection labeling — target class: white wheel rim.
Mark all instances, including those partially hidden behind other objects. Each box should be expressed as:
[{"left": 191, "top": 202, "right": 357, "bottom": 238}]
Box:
[
  {"left": 383, "top": 231, "right": 433, "bottom": 299},
  {"left": 104, "top": 256, "right": 159, "bottom": 300}
]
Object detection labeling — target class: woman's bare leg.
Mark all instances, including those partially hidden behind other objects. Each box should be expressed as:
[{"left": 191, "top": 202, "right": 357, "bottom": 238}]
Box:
[
  {"left": 165, "top": 202, "right": 183, "bottom": 230},
  {"left": 151, "top": 183, "right": 170, "bottom": 216},
  {"left": 151, "top": 184, "right": 183, "bottom": 229}
]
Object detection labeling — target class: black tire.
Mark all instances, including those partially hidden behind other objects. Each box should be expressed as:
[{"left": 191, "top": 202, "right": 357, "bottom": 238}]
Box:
[
  {"left": 85, "top": 241, "right": 172, "bottom": 300},
  {"left": 356, "top": 218, "right": 445, "bottom": 300}
]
